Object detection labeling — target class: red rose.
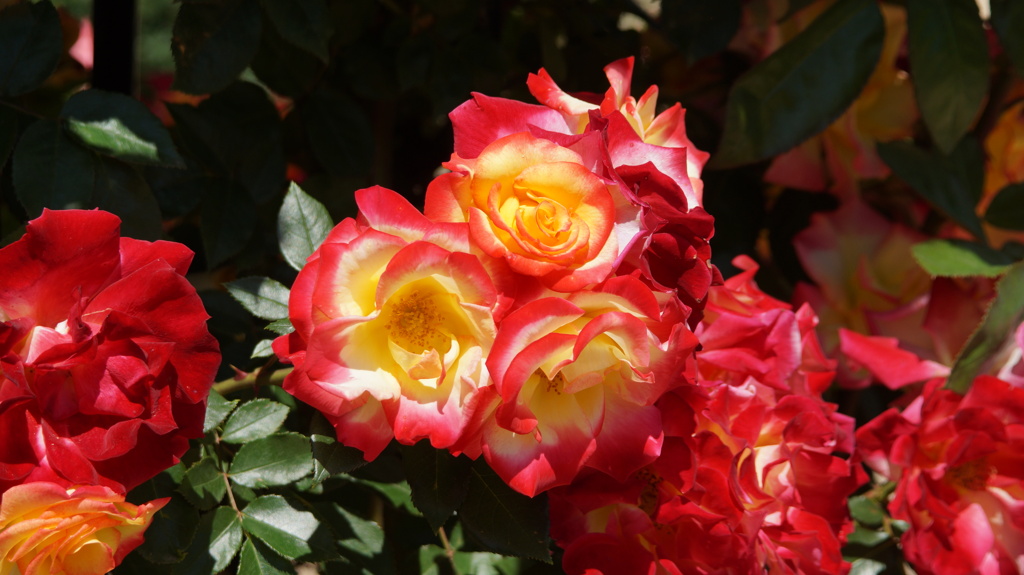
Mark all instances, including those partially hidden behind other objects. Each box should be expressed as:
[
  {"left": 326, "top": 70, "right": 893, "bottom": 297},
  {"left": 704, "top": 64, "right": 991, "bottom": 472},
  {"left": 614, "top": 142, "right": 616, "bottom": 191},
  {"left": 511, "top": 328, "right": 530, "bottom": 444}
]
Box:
[
  {"left": 0, "top": 209, "right": 220, "bottom": 494},
  {"left": 857, "top": 376, "right": 1024, "bottom": 575}
]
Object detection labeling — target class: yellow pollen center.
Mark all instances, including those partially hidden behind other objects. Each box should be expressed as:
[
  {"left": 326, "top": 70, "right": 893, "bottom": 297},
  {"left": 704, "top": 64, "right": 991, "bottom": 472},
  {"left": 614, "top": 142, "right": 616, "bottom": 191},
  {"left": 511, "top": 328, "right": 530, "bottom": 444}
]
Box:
[
  {"left": 537, "top": 370, "right": 568, "bottom": 395},
  {"left": 382, "top": 289, "right": 448, "bottom": 354}
]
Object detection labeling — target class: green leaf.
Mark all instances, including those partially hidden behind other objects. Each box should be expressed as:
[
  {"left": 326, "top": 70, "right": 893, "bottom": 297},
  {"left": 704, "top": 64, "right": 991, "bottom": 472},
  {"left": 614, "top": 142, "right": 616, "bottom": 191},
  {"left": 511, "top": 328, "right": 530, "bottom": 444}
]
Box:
[
  {"left": 400, "top": 440, "right": 472, "bottom": 532},
  {"left": 848, "top": 558, "right": 887, "bottom": 575},
  {"left": 0, "top": 0, "right": 61, "bottom": 96},
  {"left": 848, "top": 494, "right": 886, "bottom": 528},
  {"left": 13, "top": 120, "right": 94, "bottom": 216},
  {"left": 91, "top": 156, "right": 163, "bottom": 241},
  {"left": 241, "top": 495, "right": 327, "bottom": 559},
  {"left": 176, "top": 506, "right": 244, "bottom": 575},
  {"left": 300, "top": 88, "right": 374, "bottom": 177},
  {"left": 171, "top": 0, "right": 262, "bottom": 95},
  {"left": 221, "top": 398, "right": 291, "bottom": 443},
  {"left": 229, "top": 432, "right": 313, "bottom": 488},
  {"left": 712, "top": 0, "right": 884, "bottom": 168},
  {"left": 249, "top": 15, "right": 324, "bottom": 98},
  {"left": 238, "top": 538, "right": 293, "bottom": 575},
  {"left": 458, "top": 460, "right": 551, "bottom": 562},
  {"left": 265, "top": 318, "right": 295, "bottom": 335},
  {"left": 201, "top": 180, "right": 257, "bottom": 268},
  {"left": 146, "top": 164, "right": 207, "bottom": 219},
  {"left": 137, "top": 496, "right": 199, "bottom": 565},
  {"left": 878, "top": 138, "right": 985, "bottom": 239},
  {"left": 278, "top": 181, "right": 333, "bottom": 271},
  {"left": 179, "top": 457, "right": 227, "bottom": 510},
  {"left": 992, "top": 0, "right": 1024, "bottom": 75},
  {"left": 62, "top": 90, "right": 184, "bottom": 167},
  {"left": 984, "top": 183, "right": 1024, "bottom": 231},
  {"left": 333, "top": 505, "right": 386, "bottom": 558},
  {"left": 11, "top": 120, "right": 162, "bottom": 240},
  {"left": 0, "top": 106, "right": 19, "bottom": 169},
  {"left": 912, "top": 239, "right": 1012, "bottom": 278},
  {"left": 204, "top": 389, "right": 238, "bottom": 433},
  {"left": 259, "top": 0, "right": 333, "bottom": 61},
  {"left": 418, "top": 545, "right": 446, "bottom": 575},
  {"left": 251, "top": 339, "right": 276, "bottom": 359},
  {"left": 907, "top": 0, "right": 988, "bottom": 153},
  {"left": 947, "top": 260, "right": 1024, "bottom": 393},
  {"left": 662, "top": 0, "right": 741, "bottom": 64},
  {"left": 225, "top": 277, "right": 291, "bottom": 321},
  {"left": 312, "top": 433, "right": 368, "bottom": 484},
  {"left": 167, "top": 82, "right": 285, "bottom": 204},
  {"left": 453, "top": 551, "right": 521, "bottom": 575},
  {"left": 846, "top": 523, "right": 890, "bottom": 548},
  {"left": 350, "top": 478, "right": 418, "bottom": 514},
  {"left": 315, "top": 502, "right": 392, "bottom": 573}
]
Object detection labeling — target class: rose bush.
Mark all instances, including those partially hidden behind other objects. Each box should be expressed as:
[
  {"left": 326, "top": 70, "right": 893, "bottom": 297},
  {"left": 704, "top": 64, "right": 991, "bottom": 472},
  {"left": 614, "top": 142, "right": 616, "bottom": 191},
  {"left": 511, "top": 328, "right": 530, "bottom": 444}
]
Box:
[
  {"left": 0, "top": 481, "right": 165, "bottom": 575},
  {"left": 3, "top": 0, "right": 1022, "bottom": 568},
  {"left": 0, "top": 209, "right": 220, "bottom": 494}
]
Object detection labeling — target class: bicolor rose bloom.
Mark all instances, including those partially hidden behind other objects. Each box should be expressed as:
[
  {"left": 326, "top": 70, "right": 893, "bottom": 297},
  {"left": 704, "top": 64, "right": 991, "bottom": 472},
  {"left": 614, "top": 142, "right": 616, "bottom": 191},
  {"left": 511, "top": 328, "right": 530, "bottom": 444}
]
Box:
[
  {"left": 274, "top": 186, "right": 512, "bottom": 460},
  {"left": 550, "top": 257, "right": 865, "bottom": 574},
  {"left": 793, "top": 200, "right": 990, "bottom": 388},
  {"left": 0, "top": 210, "right": 220, "bottom": 494},
  {"left": 446, "top": 67, "right": 707, "bottom": 208},
  {"left": 0, "top": 481, "right": 164, "bottom": 575},
  {"left": 857, "top": 376, "right": 1024, "bottom": 575},
  {"left": 454, "top": 275, "right": 698, "bottom": 496},
  {"left": 527, "top": 55, "right": 709, "bottom": 160},
  {"left": 425, "top": 130, "right": 640, "bottom": 292},
  {"left": 429, "top": 61, "right": 713, "bottom": 306}
]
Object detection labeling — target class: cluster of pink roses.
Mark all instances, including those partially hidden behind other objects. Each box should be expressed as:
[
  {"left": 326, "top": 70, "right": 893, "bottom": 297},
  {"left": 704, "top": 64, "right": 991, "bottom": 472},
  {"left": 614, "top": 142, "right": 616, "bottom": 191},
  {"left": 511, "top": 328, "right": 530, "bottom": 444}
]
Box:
[
  {"left": 0, "top": 210, "right": 220, "bottom": 574},
  {"left": 273, "top": 58, "right": 866, "bottom": 572}
]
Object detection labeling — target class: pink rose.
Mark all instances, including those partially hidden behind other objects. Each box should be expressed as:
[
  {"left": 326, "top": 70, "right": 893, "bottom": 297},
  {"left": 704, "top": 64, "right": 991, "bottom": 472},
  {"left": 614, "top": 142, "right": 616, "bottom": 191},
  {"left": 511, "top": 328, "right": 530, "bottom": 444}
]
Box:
[{"left": 0, "top": 210, "right": 220, "bottom": 494}]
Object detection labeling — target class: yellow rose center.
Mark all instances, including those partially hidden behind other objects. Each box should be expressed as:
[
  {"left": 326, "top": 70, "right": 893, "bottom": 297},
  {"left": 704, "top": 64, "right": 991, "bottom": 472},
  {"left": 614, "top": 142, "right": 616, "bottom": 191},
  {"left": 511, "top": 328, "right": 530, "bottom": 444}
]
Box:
[
  {"left": 380, "top": 282, "right": 452, "bottom": 355},
  {"left": 537, "top": 370, "right": 568, "bottom": 395}
]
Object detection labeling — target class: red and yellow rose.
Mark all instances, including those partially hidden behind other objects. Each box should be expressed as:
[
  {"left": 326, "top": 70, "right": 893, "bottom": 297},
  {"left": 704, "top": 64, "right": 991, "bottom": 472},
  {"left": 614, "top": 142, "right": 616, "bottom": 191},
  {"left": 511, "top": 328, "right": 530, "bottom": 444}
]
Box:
[
  {"left": 426, "top": 131, "right": 638, "bottom": 292},
  {"left": 0, "top": 481, "right": 165, "bottom": 575},
  {"left": 275, "top": 186, "right": 512, "bottom": 460}
]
